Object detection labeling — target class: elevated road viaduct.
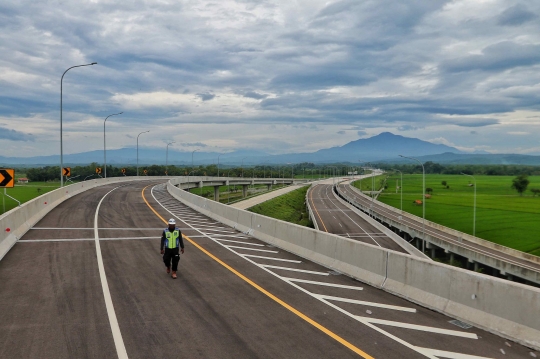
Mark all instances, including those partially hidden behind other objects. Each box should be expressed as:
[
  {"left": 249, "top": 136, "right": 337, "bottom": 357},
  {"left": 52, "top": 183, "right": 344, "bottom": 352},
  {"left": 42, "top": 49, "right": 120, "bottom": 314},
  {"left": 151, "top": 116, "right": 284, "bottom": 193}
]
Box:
[
  {"left": 0, "top": 177, "right": 539, "bottom": 358},
  {"left": 335, "top": 178, "right": 540, "bottom": 287}
]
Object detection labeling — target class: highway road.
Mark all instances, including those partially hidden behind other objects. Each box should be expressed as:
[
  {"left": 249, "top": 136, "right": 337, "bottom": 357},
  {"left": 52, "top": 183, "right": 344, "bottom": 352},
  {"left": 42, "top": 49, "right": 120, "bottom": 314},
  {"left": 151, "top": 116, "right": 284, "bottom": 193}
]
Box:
[
  {"left": 337, "top": 181, "right": 540, "bottom": 277},
  {"left": 0, "top": 180, "right": 536, "bottom": 358},
  {"left": 308, "top": 183, "right": 409, "bottom": 254}
]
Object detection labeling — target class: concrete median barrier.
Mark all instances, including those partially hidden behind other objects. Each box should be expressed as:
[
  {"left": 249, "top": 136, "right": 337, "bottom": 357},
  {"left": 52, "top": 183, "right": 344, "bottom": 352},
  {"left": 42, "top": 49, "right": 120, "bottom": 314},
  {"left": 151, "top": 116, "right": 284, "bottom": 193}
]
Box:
[{"left": 167, "top": 178, "right": 540, "bottom": 350}]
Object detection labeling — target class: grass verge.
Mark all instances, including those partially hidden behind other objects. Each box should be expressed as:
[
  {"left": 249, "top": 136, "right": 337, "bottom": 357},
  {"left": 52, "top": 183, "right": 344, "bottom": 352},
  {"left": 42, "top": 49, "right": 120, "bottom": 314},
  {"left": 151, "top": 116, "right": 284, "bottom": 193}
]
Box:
[{"left": 248, "top": 186, "right": 314, "bottom": 228}]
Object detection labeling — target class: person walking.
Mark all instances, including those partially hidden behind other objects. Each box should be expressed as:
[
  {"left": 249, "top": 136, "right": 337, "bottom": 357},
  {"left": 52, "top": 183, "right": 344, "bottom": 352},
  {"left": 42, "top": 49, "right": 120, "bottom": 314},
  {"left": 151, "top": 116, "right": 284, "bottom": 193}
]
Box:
[{"left": 160, "top": 218, "right": 185, "bottom": 279}]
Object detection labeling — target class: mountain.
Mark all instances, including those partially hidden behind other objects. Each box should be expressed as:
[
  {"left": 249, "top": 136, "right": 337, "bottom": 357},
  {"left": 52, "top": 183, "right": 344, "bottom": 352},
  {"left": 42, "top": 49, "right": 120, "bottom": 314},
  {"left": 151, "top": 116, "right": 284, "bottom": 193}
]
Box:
[{"left": 2, "top": 132, "right": 539, "bottom": 166}]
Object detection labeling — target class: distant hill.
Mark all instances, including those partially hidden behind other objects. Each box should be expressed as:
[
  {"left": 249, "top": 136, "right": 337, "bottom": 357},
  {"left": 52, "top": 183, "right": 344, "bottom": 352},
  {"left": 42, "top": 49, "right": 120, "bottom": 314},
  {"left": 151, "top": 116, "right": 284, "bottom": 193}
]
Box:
[{"left": 1, "top": 132, "right": 539, "bottom": 166}]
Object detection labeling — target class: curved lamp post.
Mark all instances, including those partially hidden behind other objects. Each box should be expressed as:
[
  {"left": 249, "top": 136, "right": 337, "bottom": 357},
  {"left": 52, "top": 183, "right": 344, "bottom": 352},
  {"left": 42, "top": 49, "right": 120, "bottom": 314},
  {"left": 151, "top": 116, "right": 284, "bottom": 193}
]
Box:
[
  {"left": 60, "top": 62, "right": 97, "bottom": 187},
  {"left": 241, "top": 157, "right": 247, "bottom": 178},
  {"left": 461, "top": 173, "right": 477, "bottom": 237},
  {"left": 399, "top": 155, "right": 426, "bottom": 253},
  {"left": 165, "top": 141, "right": 174, "bottom": 175},
  {"left": 104, "top": 112, "right": 123, "bottom": 178},
  {"left": 136, "top": 130, "right": 150, "bottom": 176},
  {"left": 217, "top": 154, "right": 223, "bottom": 177},
  {"left": 395, "top": 169, "right": 403, "bottom": 213}
]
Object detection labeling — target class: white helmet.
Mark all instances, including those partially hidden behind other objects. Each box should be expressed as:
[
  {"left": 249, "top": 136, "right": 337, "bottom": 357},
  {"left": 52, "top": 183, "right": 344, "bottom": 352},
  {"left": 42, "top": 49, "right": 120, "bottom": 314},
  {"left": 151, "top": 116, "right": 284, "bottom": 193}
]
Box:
[{"left": 168, "top": 218, "right": 176, "bottom": 225}]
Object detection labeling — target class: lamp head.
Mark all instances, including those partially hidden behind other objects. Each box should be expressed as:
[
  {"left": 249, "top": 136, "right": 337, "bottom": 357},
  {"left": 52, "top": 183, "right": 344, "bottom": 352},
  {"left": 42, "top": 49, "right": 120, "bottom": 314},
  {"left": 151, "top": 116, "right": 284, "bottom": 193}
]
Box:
[{"left": 91, "top": 62, "right": 97, "bottom": 65}]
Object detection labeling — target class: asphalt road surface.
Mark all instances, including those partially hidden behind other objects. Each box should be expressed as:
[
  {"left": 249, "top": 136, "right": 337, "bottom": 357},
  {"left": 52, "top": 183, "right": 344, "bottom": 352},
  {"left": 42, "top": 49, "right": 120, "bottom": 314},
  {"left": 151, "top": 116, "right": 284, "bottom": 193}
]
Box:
[
  {"left": 0, "top": 180, "right": 537, "bottom": 358},
  {"left": 337, "top": 181, "right": 540, "bottom": 276},
  {"left": 308, "top": 183, "right": 409, "bottom": 254}
]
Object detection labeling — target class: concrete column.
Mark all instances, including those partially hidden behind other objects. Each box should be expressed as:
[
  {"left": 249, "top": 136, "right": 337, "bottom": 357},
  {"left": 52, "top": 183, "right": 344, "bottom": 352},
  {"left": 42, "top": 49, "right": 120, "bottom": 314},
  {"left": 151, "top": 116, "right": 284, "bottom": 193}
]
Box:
[
  {"left": 449, "top": 253, "right": 455, "bottom": 264},
  {"left": 474, "top": 262, "right": 480, "bottom": 272},
  {"left": 242, "top": 184, "right": 248, "bottom": 198},
  {"left": 267, "top": 184, "right": 271, "bottom": 191},
  {"left": 430, "top": 247, "right": 436, "bottom": 258},
  {"left": 214, "top": 186, "right": 220, "bottom": 202}
]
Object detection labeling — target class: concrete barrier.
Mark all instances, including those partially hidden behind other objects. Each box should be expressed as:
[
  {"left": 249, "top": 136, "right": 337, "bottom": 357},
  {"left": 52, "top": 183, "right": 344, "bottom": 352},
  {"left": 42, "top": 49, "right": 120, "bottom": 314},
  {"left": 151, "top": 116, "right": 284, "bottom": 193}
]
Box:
[{"left": 167, "top": 178, "right": 540, "bottom": 350}]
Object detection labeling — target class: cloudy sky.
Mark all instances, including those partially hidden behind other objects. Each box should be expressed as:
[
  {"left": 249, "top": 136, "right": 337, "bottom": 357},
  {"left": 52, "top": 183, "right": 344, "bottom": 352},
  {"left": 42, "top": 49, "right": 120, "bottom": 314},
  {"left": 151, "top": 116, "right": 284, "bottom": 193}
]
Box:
[{"left": 1, "top": 0, "right": 540, "bottom": 157}]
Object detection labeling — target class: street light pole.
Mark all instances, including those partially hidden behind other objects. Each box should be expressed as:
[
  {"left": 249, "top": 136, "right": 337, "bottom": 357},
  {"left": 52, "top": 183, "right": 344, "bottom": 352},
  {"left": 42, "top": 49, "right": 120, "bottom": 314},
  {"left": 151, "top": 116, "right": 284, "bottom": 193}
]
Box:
[
  {"left": 400, "top": 155, "right": 426, "bottom": 253},
  {"left": 217, "top": 154, "right": 223, "bottom": 177},
  {"left": 166, "top": 141, "right": 174, "bottom": 175},
  {"left": 136, "top": 130, "right": 150, "bottom": 176},
  {"left": 241, "top": 157, "right": 247, "bottom": 178},
  {"left": 395, "top": 169, "right": 403, "bottom": 212},
  {"left": 461, "top": 173, "right": 477, "bottom": 237},
  {"left": 192, "top": 149, "right": 199, "bottom": 173},
  {"left": 60, "top": 62, "right": 97, "bottom": 187},
  {"left": 103, "top": 112, "right": 123, "bottom": 178}
]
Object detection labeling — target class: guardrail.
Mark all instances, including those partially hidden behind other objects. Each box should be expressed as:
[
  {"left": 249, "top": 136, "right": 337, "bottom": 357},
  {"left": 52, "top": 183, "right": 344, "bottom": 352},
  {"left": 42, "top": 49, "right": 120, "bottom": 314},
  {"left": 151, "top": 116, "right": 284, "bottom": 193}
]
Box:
[
  {"left": 305, "top": 184, "right": 319, "bottom": 231},
  {"left": 167, "top": 178, "right": 540, "bottom": 350}
]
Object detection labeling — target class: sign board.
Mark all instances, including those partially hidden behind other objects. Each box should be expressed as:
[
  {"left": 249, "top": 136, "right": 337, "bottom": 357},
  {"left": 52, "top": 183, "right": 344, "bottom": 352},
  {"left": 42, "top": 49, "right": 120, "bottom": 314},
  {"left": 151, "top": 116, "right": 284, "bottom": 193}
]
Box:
[
  {"left": 95, "top": 167, "right": 102, "bottom": 174},
  {"left": 63, "top": 167, "right": 71, "bottom": 177},
  {"left": 121, "top": 168, "right": 126, "bottom": 174},
  {"left": 143, "top": 170, "right": 148, "bottom": 175},
  {"left": 0, "top": 169, "right": 15, "bottom": 188}
]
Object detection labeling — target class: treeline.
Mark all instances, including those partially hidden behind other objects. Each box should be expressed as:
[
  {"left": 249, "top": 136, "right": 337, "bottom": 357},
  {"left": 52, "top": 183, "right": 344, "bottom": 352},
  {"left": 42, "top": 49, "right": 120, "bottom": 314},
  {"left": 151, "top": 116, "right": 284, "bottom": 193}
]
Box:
[
  {"left": 376, "top": 162, "right": 540, "bottom": 176},
  {"left": 25, "top": 162, "right": 331, "bottom": 182}
]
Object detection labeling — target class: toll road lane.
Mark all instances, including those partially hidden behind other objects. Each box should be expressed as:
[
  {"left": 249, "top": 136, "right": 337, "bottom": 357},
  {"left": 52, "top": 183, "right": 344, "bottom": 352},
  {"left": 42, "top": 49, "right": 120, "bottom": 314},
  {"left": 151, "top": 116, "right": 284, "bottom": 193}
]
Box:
[
  {"left": 0, "top": 181, "right": 536, "bottom": 359},
  {"left": 308, "top": 184, "right": 408, "bottom": 254}
]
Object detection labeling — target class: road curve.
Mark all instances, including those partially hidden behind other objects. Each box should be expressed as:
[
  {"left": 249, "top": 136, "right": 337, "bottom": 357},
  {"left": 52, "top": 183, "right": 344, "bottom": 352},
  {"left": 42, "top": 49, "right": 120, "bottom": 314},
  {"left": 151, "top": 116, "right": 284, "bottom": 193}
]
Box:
[
  {"left": 0, "top": 181, "right": 535, "bottom": 358},
  {"left": 308, "top": 183, "right": 408, "bottom": 254}
]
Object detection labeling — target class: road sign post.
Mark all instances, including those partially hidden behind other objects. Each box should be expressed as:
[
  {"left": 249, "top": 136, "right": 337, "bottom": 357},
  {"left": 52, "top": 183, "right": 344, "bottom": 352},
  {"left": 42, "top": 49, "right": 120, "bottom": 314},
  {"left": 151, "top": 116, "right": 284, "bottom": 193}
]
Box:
[
  {"left": 0, "top": 169, "right": 15, "bottom": 188},
  {"left": 121, "top": 168, "right": 126, "bottom": 176}
]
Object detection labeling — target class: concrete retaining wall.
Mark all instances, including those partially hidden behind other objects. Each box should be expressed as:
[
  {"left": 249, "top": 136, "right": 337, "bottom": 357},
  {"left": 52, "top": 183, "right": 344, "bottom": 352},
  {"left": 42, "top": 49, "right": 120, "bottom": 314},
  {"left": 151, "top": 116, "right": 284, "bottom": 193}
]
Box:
[{"left": 167, "top": 178, "right": 540, "bottom": 350}]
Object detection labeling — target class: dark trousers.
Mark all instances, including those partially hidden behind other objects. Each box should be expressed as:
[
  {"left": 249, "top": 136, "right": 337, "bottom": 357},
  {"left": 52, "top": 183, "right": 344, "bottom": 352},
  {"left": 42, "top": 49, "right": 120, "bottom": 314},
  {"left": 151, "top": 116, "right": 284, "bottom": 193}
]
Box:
[{"left": 163, "top": 248, "right": 180, "bottom": 271}]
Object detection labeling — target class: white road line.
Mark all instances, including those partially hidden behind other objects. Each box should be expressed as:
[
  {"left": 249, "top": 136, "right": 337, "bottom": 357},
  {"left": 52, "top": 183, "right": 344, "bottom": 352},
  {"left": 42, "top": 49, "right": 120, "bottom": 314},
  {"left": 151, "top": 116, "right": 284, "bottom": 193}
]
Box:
[
  {"left": 317, "top": 294, "right": 416, "bottom": 312},
  {"left": 242, "top": 255, "right": 302, "bottom": 263},
  {"left": 261, "top": 265, "right": 330, "bottom": 276},
  {"left": 414, "top": 347, "right": 493, "bottom": 359},
  {"left": 214, "top": 239, "right": 265, "bottom": 246},
  {"left": 283, "top": 277, "right": 363, "bottom": 290},
  {"left": 94, "top": 186, "right": 129, "bottom": 359},
  {"left": 355, "top": 316, "right": 478, "bottom": 339},
  {"left": 225, "top": 245, "right": 278, "bottom": 253},
  {"left": 31, "top": 227, "right": 94, "bottom": 230},
  {"left": 20, "top": 238, "right": 94, "bottom": 242},
  {"left": 19, "top": 236, "right": 159, "bottom": 242},
  {"left": 190, "top": 228, "right": 236, "bottom": 233}
]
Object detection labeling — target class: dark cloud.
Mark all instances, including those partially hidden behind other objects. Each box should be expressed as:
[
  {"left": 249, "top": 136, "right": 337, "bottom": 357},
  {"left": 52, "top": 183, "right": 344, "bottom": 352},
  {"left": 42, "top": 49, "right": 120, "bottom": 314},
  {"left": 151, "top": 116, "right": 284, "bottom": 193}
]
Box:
[
  {"left": 243, "top": 91, "right": 267, "bottom": 100},
  {"left": 497, "top": 4, "right": 537, "bottom": 26},
  {"left": 398, "top": 125, "right": 421, "bottom": 131},
  {"left": 337, "top": 130, "right": 346, "bottom": 135},
  {"left": 0, "top": 126, "right": 35, "bottom": 141},
  {"left": 470, "top": 131, "right": 478, "bottom": 135},
  {"left": 444, "top": 118, "right": 499, "bottom": 127},
  {"left": 181, "top": 142, "right": 208, "bottom": 147},
  {"left": 357, "top": 130, "right": 367, "bottom": 136},
  {"left": 196, "top": 93, "right": 216, "bottom": 101}
]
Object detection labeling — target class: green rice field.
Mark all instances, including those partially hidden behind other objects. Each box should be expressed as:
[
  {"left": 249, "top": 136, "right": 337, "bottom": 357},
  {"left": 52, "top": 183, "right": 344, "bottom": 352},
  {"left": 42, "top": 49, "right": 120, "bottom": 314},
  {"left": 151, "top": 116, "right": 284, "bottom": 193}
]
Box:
[
  {"left": 1, "top": 182, "right": 60, "bottom": 214},
  {"left": 363, "top": 174, "right": 540, "bottom": 256}
]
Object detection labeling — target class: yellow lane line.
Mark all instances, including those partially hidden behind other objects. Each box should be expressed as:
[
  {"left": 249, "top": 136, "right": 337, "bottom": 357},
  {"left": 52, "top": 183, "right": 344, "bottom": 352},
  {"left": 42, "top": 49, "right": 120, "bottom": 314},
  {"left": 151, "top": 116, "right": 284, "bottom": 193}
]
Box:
[
  {"left": 309, "top": 184, "right": 329, "bottom": 232},
  {"left": 141, "top": 185, "right": 374, "bottom": 359}
]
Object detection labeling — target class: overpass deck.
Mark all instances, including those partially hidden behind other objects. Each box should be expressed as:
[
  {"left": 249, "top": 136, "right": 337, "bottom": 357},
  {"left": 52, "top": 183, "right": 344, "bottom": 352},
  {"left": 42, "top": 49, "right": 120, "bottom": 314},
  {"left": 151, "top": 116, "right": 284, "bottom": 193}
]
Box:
[{"left": 0, "top": 181, "right": 536, "bottom": 358}]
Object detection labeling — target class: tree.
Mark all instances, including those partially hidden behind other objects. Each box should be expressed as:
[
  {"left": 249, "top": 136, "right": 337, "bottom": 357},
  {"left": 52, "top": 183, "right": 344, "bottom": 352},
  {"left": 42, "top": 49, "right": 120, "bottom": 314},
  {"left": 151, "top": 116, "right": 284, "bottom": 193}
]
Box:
[
  {"left": 426, "top": 188, "right": 433, "bottom": 194},
  {"left": 531, "top": 188, "right": 540, "bottom": 197},
  {"left": 441, "top": 180, "right": 447, "bottom": 186},
  {"left": 511, "top": 175, "right": 530, "bottom": 196}
]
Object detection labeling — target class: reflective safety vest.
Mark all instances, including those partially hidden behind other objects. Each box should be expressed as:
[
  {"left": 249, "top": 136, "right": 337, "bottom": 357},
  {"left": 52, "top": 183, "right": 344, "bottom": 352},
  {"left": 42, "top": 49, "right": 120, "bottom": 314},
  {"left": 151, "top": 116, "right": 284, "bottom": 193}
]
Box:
[{"left": 164, "top": 229, "right": 180, "bottom": 249}]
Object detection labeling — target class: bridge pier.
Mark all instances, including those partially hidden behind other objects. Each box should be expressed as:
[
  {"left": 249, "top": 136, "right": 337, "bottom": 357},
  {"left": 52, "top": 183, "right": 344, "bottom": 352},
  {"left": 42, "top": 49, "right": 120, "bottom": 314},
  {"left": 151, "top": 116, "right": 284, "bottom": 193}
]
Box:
[
  {"left": 214, "top": 186, "right": 220, "bottom": 202},
  {"left": 267, "top": 184, "right": 272, "bottom": 191},
  {"left": 242, "top": 184, "right": 248, "bottom": 198}
]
